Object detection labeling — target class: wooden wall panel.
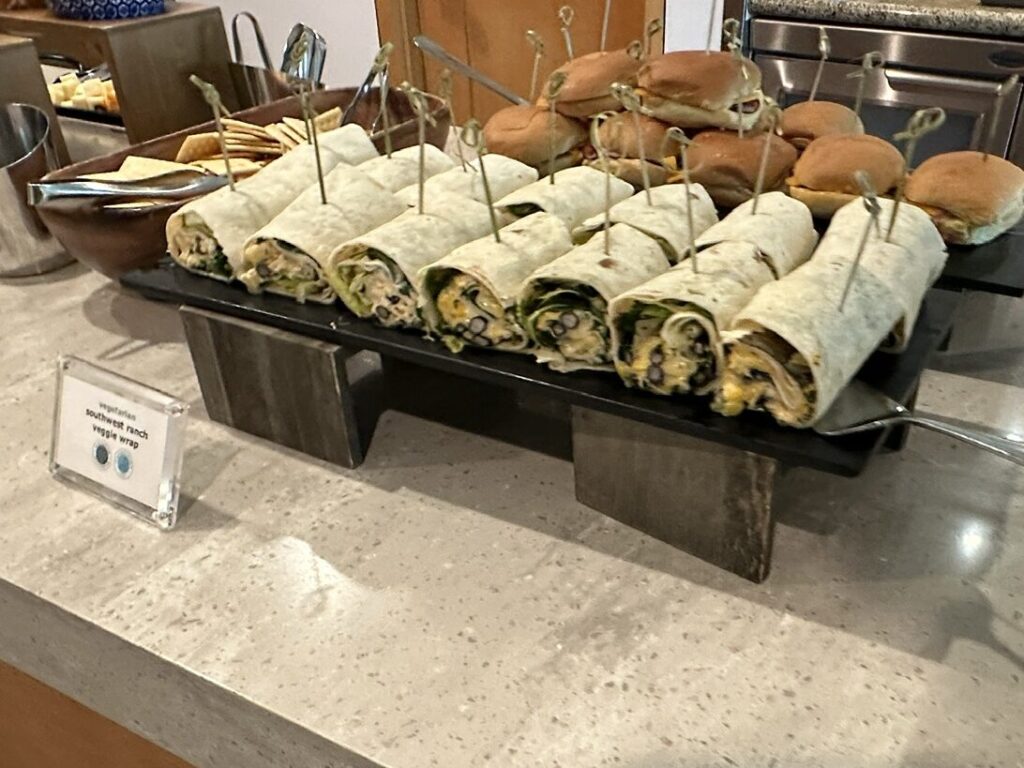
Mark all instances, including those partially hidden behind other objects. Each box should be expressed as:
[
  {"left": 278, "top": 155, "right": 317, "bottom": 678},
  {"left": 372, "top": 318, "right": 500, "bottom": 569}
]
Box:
[{"left": 0, "top": 661, "right": 193, "bottom": 768}]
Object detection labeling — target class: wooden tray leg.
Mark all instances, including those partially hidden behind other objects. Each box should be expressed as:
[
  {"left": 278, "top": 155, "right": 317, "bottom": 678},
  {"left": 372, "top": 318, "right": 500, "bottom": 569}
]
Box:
[
  {"left": 180, "top": 306, "right": 381, "bottom": 468},
  {"left": 571, "top": 407, "right": 778, "bottom": 582}
]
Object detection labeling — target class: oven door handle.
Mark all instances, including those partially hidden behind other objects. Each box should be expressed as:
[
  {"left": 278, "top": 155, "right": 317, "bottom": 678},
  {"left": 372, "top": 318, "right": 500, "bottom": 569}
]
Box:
[{"left": 884, "top": 69, "right": 1003, "bottom": 97}]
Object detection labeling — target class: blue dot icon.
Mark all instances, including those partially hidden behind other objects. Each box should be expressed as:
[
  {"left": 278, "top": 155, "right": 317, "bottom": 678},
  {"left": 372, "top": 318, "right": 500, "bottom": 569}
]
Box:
[
  {"left": 114, "top": 450, "right": 133, "bottom": 479},
  {"left": 93, "top": 442, "right": 110, "bottom": 468}
]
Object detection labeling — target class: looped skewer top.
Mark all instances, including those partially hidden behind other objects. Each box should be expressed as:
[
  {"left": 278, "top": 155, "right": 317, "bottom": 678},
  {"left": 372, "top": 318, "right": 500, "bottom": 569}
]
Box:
[
  {"left": 438, "top": 68, "right": 471, "bottom": 172},
  {"left": 887, "top": 106, "right": 946, "bottom": 241},
  {"left": 845, "top": 51, "right": 885, "bottom": 118},
  {"left": 545, "top": 71, "right": 569, "bottom": 184},
  {"left": 611, "top": 82, "right": 655, "bottom": 205},
  {"left": 460, "top": 118, "right": 502, "bottom": 243},
  {"left": 590, "top": 111, "right": 617, "bottom": 255},
  {"left": 722, "top": 18, "right": 742, "bottom": 59},
  {"left": 559, "top": 5, "right": 575, "bottom": 61},
  {"left": 188, "top": 74, "right": 236, "bottom": 191},
  {"left": 662, "top": 126, "right": 699, "bottom": 273},
  {"left": 626, "top": 39, "right": 644, "bottom": 60},
  {"left": 398, "top": 81, "right": 437, "bottom": 215},
  {"left": 373, "top": 43, "right": 395, "bottom": 157},
  {"left": 644, "top": 18, "right": 663, "bottom": 59}
]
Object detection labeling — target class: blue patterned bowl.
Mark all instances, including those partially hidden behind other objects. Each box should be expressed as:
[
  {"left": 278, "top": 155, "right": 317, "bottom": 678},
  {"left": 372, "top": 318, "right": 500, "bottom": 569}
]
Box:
[{"left": 49, "top": 0, "right": 166, "bottom": 21}]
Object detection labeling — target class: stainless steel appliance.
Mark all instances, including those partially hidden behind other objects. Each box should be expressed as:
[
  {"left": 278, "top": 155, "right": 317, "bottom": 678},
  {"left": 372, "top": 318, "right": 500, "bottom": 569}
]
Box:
[{"left": 749, "top": 18, "right": 1024, "bottom": 164}]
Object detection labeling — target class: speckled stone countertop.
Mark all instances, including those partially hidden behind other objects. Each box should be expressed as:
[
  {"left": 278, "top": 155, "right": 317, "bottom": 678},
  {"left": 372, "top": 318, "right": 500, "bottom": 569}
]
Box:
[
  {"left": 750, "top": 0, "right": 1024, "bottom": 37},
  {"left": 1, "top": 265, "right": 1023, "bottom": 767}
]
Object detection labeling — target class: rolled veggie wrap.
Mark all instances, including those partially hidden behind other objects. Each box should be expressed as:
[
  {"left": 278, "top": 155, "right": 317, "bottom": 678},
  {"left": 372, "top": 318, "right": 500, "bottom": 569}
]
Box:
[
  {"left": 572, "top": 183, "right": 719, "bottom": 263},
  {"left": 695, "top": 191, "right": 818, "bottom": 277},
  {"left": 395, "top": 154, "right": 538, "bottom": 206},
  {"left": 519, "top": 223, "right": 671, "bottom": 371},
  {"left": 330, "top": 192, "right": 496, "bottom": 328},
  {"left": 815, "top": 200, "right": 947, "bottom": 352},
  {"left": 237, "top": 166, "right": 406, "bottom": 303},
  {"left": 419, "top": 213, "right": 573, "bottom": 352},
  {"left": 167, "top": 142, "right": 353, "bottom": 281},
  {"left": 315, "top": 123, "right": 380, "bottom": 165},
  {"left": 610, "top": 242, "right": 776, "bottom": 396},
  {"left": 356, "top": 144, "right": 455, "bottom": 192},
  {"left": 715, "top": 255, "right": 906, "bottom": 428},
  {"left": 496, "top": 166, "right": 634, "bottom": 228}
]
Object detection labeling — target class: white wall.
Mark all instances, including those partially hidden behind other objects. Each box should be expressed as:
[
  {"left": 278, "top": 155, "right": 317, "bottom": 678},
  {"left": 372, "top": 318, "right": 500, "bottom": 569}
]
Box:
[
  {"left": 199, "top": 0, "right": 381, "bottom": 87},
  {"left": 664, "top": 0, "right": 721, "bottom": 52}
]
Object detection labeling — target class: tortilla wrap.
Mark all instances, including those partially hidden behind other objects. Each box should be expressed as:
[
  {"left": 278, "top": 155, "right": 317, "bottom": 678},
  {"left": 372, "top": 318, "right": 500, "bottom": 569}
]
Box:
[
  {"left": 237, "top": 166, "right": 405, "bottom": 303},
  {"left": 315, "top": 123, "right": 379, "bottom": 165},
  {"left": 496, "top": 165, "right": 634, "bottom": 228},
  {"left": 419, "top": 213, "right": 573, "bottom": 352},
  {"left": 330, "top": 191, "right": 496, "bottom": 328},
  {"left": 573, "top": 183, "right": 719, "bottom": 263},
  {"left": 519, "top": 223, "right": 671, "bottom": 371},
  {"left": 610, "top": 242, "right": 777, "bottom": 396},
  {"left": 695, "top": 191, "right": 818, "bottom": 277},
  {"left": 715, "top": 254, "right": 906, "bottom": 428},
  {"left": 395, "top": 154, "right": 538, "bottom": 206},
  {"left": 357, "top": 144, "right": 455, "bottom": 192}
]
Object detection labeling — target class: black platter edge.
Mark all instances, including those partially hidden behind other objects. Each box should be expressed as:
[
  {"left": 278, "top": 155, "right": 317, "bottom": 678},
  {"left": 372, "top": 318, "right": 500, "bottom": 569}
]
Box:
[{"left": 121, "top": 259, "right": 961, "bottom": 479}]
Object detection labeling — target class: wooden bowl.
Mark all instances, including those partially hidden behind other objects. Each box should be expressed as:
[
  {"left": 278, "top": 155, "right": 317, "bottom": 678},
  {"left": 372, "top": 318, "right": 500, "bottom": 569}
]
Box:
[{"left": 37, "top": 87, "right": 450, "bottom": 279}]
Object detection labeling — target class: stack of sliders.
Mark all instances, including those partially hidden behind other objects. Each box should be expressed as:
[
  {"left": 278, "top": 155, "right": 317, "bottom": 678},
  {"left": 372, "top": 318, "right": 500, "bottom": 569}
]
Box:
[
  {"left": 609, "top": 192, "right": 817, "bottom": 395},
  {"left": 779, "top": 100, "right": 864, "bottom": 151},
  {"left": 685, "top": 130, "right": 798, "bottom": 208},
  {"left": 715, "top": 197, "right": 947, "bottom": 427}
]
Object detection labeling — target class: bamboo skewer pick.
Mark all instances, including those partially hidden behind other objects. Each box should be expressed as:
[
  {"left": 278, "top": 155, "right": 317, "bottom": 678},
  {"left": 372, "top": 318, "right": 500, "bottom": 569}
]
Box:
[
  {"left": 985, "top": 74, "right": 1019, "bottom": 160},
  {"left": 526, "top": 30, "right": 545, "bottom": 103},
  {"left": 438, "top": 68, "right": 471, "bottom": 173},
  {"left": 611, "top": 82, "right": 654, "bottom": 205},
  {"left": 591, "top": 113, "right": 617, "bottom": 255},
  {"left": 298, "top": 83, "right": 328, "bottom": 205},
  {"left": 189, "top": 75, "right": 236, "bottom": 191},
  {"left": 601, "top": 0, "right": 613, "bottom": 51},
  {"left": 840, "top": 170, "right": 882, "bottom": 310},
  {"left": 845, "top": 51, "right": 884, "bottom": 119},
  {"left": 706, "top": 0, "right": 719, "bottom": 54},
  {"left": 751, "top": 97, "right": 782, "bottom": 214},
  {"left": 644, "top": 18, "right": 663, "bottom": 59},
  {"left": 546, "top": 71, "right": 568, "bottom": 184},
  {"left": 373, "top": 43, "right": 395, "bottom": 158},
  {"left": 886, "top": 106, "right": 946, "bottom": 240},
  {"left": 808, "top": 27, "right": 830, "bottom": 102},
  {"left": 662, "top": 127, "right": 699, "bottom": 273},
  {"left": 399, "top": 82, "right": 437, "bottom": 216},
  {"left": 461, "top": 119, "right": 501, "bottom": 243},
  {"left": 722, "top": 18, "right": 741, "bottom": 59},
  {"left": 735, "top": 59, "right": 751, "bottom": 139},
  {"left": 559, "top": 6, "right": 575, "bottom": 61}
]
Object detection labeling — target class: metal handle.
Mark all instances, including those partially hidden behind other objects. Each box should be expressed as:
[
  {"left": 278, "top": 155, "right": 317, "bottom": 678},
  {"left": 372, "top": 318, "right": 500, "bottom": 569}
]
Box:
[
  {"left": 231, "top": 12, "right": 275, "bottom": 69},
  {"left": 28, "top": 174, "right": 227, "bottom": 208},
  {"left": 38, "top": 52, "right": 86, "bottom": 72},
  {"left": 413, "top": 35, "right": 529, "bottom": 106},
  {"left": 906, "top": 414, "right": 1024, "bottom": 466},
  {"left": 989, "top": 49, "right": 1024, "bottom": 71},
  {"left": 884, "top": 68, "right": 1006, "bottom": 97}
]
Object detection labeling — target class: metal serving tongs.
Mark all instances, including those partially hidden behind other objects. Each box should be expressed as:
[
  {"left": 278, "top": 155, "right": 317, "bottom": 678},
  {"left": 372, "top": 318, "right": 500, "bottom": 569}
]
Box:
[
  {"left": 815, "top": 380, "right": 1024, "bottom": 466},
  {"left": 28, "top": 171, "right": 229, "bottom": 211},
  {"left": 413, "top": 35, "right": 529, "bottom": 105}
]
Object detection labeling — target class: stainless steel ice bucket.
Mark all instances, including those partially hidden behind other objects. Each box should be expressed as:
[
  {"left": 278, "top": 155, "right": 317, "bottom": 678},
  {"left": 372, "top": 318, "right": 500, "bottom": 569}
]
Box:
[{"left": 0, "top": 103, "right": 70, "bottom": 277}]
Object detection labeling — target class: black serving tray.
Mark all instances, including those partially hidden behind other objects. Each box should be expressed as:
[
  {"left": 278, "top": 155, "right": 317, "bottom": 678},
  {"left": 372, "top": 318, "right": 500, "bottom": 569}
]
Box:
[
  {"left": 121, "top": 260, "right": 960, "bottom": 478},
  {"left": 938, "top": 231, "right": 1024, "bottom": 297}
]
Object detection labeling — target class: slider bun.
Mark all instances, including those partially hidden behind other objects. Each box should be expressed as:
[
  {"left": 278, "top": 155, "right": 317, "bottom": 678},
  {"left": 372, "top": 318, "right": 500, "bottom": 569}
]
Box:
[
  {"left": 484, "top": 104, "right": 587, "bottom": 169},
  {"left": 685, "top": 129, "right": 798, "bottom": 208},
  {"left": 640, "top": 94, "right": 764, "bottom": 131},
  {"left": 779, "top": 101, "right": 864, "bottom": 151},
  {"left": 586, "top": 157, "right": 670, "bottom": 188},
  {"left": 550, "top": 48, "right": 642, "bottom": 118},
  {"left": 905, "top": 150, "right": 1024, "bottom": 244},
  {"left": 639, "top": 51, "right": 762, "bottom": 112},
  {"left": 787, "top": 134, "right": 904, "bottom": 217},
  {"left": 597, "top": 112, "right": 671, "bottom": 160}
]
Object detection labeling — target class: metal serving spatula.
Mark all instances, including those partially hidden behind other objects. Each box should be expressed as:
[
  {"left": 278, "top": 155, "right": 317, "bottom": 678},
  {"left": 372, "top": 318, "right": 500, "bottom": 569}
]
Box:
[
  {"left": 28, "top": 172, "right": 229, "bottom": 211},
  {"left": 815, "top": 379, "right": 1024, "bottom": 466}
]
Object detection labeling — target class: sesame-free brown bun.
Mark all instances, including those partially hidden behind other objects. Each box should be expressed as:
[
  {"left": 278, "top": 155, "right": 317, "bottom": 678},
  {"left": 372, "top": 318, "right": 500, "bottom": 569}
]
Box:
[
  {"left": 685, "top": 129, "right": 798, "bottom": 208},
  {"left": 597, "top": 111, "right": 671, "bottom": 160},
  {"left": 779, "top": 101, "right": 864, "bottom": 151},
  {"left": 548, "top": 48, "right": 642, "bottom": 119},
  {"left": 787, "top": 134, "right": 905, "bottom": 218},
  {"left": 638, "top": 51, "right": 764, "bottom": 131},
  {"left": 484, "top": 104, "right": 587, "bottom": 171},
  {"left": 905, "top": 150, "right": 1024, "bottom": 245}
]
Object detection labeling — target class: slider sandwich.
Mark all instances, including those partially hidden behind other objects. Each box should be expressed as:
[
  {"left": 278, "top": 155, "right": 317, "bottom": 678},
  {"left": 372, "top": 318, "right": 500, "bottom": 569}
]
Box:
[
  {"left": 638, "top": 51, "right": 764, "bottom": 131},
  {"left": 483, "top": 104, "right": 588, "bottom": 173},
  {"left": 543, "top": 48, "right": 643, "bottom": 119},
  {"left": 584, "top": 111, "right": 673, "bottom": 187},
  {"left": 685, "top": 129, "right": 798, "bottom": 209},
  {"left": 787, "top": 133, "right": 904, "bottom": 218},
  {"left": 779, "top": 100, "right": 864, "bottom": 151},
  {"left": 905, "top": 150, "right": 1024, "bottom": 245}
]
